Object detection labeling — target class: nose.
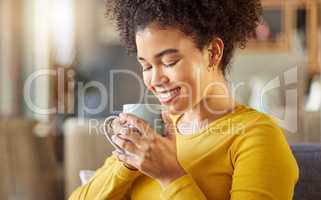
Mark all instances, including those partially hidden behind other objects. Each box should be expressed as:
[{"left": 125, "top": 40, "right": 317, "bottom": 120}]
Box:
[{"left": 151, "top": 67, "right": 169, "bottom": 87}]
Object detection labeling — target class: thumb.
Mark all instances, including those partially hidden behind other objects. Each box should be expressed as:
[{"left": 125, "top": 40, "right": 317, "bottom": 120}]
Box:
[{"left": 161, "top": 111, "right": 176, "bottom": 139}]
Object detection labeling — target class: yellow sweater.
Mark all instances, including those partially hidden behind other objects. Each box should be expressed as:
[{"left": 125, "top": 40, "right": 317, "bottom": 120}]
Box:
[{"left": 69, "top": 105, "right": 299, "bottom": 200}]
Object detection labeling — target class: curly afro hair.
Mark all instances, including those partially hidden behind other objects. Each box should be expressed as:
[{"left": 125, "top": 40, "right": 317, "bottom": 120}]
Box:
[{"left": 106, "top": 0, "right": 262, "bottom": 74}]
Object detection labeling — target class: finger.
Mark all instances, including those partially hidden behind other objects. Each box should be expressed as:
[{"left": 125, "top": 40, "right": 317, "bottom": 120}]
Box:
[
  {"left": 112, "top": 150, "right": 137, "bottom": 168},
  {"left": 119, "top": 113, "right": 154, "bottom": 137},
  {"left": 117, "top": 126, "right": 141, "bottom": 137},
  {"left": 161, "top": 111, "right": 176, "bottom": 138},
  {"left": 161, "top": 111, "right": 172, "bottom": 125},
  {"left": 161, "top": 112, "right": 175, "bottom": 129},
  {"left": 111, "top": 134, "right": 140, "bottom": 155},
  {"left": 111, "top": 117, "right": 128, "bottom": 133},
  {"left": 118, "top": 128, "right": 147, "bottom": 149}
]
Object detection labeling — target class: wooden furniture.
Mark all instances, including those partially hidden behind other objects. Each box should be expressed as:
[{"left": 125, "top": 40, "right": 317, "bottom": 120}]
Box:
[
  {"left": 306, "top": 0, "right": 320, "bottom": 75},
  {"left": 64, "top": 118, "right": 114, "bottom": 197},
  {"left": 0, "top": 0, "right": 23, "bottom": 116},
  {"left": 244, "top": 0, "right": 320, "bottom": 75},
  {"left": 0, "top": 118, "right": 63, "bottom": 200},
  {"left": 245, "top": 0, "right": 295, "bottom": 51}
]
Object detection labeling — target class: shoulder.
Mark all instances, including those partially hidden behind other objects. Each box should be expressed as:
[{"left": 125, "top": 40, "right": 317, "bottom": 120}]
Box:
[
  {"left": 229, "top": 106, "right": 298, "bottom": 178},
  {"left": 213, "top": 105, "right": 283, "bottom": 138},
  {"left": 231, "top": 105, "right": 283, "bottom": 136},
  {"left": 228, "top": 105, "right": 295, "bottom": 161},
  {"left": 228, "top": 106, "right": 299, "bottom": 199}
]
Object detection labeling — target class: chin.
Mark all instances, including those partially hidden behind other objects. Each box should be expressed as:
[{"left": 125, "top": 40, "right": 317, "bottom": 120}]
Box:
[{"left": 162, "top": 98, "right": 191, "bottom": 116}]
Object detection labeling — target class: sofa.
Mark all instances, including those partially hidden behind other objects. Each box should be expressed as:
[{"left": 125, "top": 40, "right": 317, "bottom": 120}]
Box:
[{"left": 291, "top": 144, "right": 321, "bottom": 200}]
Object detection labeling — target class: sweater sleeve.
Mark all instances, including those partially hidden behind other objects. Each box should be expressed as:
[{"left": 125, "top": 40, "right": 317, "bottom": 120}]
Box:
[
  {"left": 68, "top": 155, "right": 141, "bottom": 200},
  {"left": 160, "top": 174, "right": 207, "bottom": 200},
  {"left": 229, "top": 122, "right": 299, "bottom": 200}
]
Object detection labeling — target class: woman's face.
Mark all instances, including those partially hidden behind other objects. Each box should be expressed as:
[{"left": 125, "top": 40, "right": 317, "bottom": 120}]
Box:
[{"left": 136, "top": 24, "right": 221, "bottom": 115}]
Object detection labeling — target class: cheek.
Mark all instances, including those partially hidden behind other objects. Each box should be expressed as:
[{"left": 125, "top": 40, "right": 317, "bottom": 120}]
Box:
[
  {"left": 176, "top": 60, "right": 207, "bottom": 101},
  {"left": 175, "top": 61, "right": 199, "bottom": 89},
  {"left": 143, "top": 72, "right": 152, "bottom": 89},
  {"left": 174, "top": 60, "right": 193, "bottom": 81}
]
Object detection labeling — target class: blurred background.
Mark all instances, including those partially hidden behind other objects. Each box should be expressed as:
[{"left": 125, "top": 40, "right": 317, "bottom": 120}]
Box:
[{"left": 0, "top": 0, "right": 320, "bottom": 199}]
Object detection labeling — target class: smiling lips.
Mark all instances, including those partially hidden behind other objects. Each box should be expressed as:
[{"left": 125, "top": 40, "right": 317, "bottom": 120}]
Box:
[{"left": 156, "top": 87, "right": 181, "bottom": 104}]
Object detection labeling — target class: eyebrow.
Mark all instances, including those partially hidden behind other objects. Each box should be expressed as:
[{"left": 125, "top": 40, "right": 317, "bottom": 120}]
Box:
[{"left": 137, "top": 48, "right": 179, "bottom": 61}]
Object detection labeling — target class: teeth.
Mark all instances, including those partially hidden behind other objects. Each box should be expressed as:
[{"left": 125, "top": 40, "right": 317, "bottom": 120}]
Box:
[{"left": 157, "top": 87, "right": 180, "bottom": 103}]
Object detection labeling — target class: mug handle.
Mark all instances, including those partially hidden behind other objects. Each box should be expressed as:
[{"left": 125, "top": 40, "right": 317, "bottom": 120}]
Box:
[{"left": 103, "top": 116, "right": 125, "bottom": 153}]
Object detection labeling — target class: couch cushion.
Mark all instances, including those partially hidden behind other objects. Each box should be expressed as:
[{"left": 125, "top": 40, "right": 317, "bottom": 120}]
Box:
[{"left": 291, "top": 144, "right": 321, "bottom": 200}]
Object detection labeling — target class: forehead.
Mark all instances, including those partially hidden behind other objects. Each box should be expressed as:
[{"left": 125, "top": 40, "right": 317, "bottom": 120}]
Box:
[{"left": 135, "top": 25, "right": 196, "bottom": 58}]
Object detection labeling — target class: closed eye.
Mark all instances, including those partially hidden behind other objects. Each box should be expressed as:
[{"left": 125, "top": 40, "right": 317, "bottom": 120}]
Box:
[
  {"left": 142, "top": 65, "right": 152, "bottom": 72},
  {"left": 164, "top": 59, "right": 180, "bottom": 67}
]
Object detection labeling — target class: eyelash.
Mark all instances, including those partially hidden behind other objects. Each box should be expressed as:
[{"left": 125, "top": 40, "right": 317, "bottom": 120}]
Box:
[
  {"left": 142, "top": 66, "right": 152, "bottom": 72},
  {"left": 165, "top": 60, "right": 179, "bottom": 68},
  {"left": 143, "top": 60, "right": 180, "bottom": 72},
  {"left": 142, "top": 60, "right": 180, "bottom": 72}
]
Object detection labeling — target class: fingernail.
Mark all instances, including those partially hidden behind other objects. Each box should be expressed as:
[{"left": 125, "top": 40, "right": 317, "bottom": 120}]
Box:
[
  {"left": 124, "top": 130, "right": 129, "bottom": 136},
  {"left": 111, "top": 135, "right": 117, "bottom": 141},
  {"left": 119, "top": 118, "right": 126, "bottom": 124},
  {"left": 116, "top": 134, "right": 124, "bottom": 140}
]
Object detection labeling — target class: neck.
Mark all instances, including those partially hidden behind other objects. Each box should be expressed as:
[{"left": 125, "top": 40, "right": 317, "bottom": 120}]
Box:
[
  {"left": 178, "top": 79, "right": 237, "bottom": 134},
  {"left": 184, "top": 94, "right": 236, "bottom": 124}
]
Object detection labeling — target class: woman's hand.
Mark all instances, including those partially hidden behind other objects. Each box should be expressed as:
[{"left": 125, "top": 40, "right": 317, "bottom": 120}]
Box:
[
  {"left": 110, "top": 117, "right": 138, "bottom": 170},
  {"left": 111, "top": 112, "right": 186, "bottom": 187}
]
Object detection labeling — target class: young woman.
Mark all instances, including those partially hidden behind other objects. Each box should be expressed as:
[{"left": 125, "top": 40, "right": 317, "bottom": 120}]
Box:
[{"left": 69, "top": 0, "right": 298, "bottom": 199}]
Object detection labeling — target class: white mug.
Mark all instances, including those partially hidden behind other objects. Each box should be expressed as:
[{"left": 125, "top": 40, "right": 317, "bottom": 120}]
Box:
[{"left": 103, "top": 104, "right": 165, "bottom": 152}]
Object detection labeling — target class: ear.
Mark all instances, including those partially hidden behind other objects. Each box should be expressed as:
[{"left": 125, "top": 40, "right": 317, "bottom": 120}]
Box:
[{"left": 208, "top": 38, "right": 224, "bottom": 68}]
